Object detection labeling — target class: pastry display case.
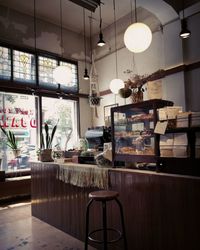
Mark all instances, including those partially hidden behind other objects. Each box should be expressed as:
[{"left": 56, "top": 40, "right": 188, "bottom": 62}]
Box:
[{"left": 111, "top": 99, "right": 173, "bottom": 166}]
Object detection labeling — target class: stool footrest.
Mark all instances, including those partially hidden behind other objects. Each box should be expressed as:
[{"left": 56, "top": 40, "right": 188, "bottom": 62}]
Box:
[{"left": 88, "top": 228, "right": 122, "bottom": 244}]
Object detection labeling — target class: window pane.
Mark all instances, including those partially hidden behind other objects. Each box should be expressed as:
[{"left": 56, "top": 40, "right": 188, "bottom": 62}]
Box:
[
  {"left": 42, "top": 97, "right": 78, "bottom": 150},
  {"left": 0, "top": 92, "right": 38, "bottom": 172},
  {"left": 60, "top": 61, "right": 78, "bottom": 92},
  {"left": 13, "top": 50, "right": 36, "bottom": 83},
  {"left": 38, "top": 56, "right": 57, "bottom": 86},
  {"left": 0, "top": 46, "right": 11, "bottom": 80}
]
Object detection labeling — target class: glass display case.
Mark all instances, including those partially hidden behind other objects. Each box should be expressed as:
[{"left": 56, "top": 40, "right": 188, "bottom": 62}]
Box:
[{"left": 111, "top": 99, "right": 173, "bottom": 166}]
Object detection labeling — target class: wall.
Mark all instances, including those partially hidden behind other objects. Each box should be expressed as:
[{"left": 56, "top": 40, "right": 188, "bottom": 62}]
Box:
[
  {"left": 0, "top": 4, "right": 92, "bottom": 136},
  {"left": 183, "top": 12, "right": 200, "bottom": 111},
  {"left": 92, "top": 4, "right": 200, "bottom": 127},
  {"left": 93, "top": 18, "right": 186, "bottom": 126}
]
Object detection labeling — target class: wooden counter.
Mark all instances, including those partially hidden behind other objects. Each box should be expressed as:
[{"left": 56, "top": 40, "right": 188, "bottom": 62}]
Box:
[{"left": 31, "top": 162, "right": 200, "bottom": 250}]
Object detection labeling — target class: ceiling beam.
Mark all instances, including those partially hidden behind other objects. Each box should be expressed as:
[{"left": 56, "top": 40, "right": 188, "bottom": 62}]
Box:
[{"left": 68, "top": 0, "right": 100, "bottom": 12}]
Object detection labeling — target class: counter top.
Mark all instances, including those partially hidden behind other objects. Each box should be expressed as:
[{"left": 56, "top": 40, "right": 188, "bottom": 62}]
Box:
[
  {"left": 30, "top": 161, "right": 200, "bottom": 183},
  {"left": 29, "top": 161, "right": 110, "bottom": 189},
  {"left": 111, "top": 167, "right": 200, "bottom": 179}
]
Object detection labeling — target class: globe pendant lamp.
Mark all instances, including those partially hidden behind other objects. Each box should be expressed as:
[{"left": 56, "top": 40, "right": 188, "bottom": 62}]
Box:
[
  {"left": 53, "top": 65, "right": 72, "bottom": 84},
  {"left": 110, "top": 78, "right": 124, "bottom": 94},
  {"left": 124, "top": 0, "right": 152, "bottom": 53},
  {"left": 109, "top": 0, "right": 124, "bottom": 94},
  {"left": 53, "top": 0, "right": 72, "bottom": 85}
]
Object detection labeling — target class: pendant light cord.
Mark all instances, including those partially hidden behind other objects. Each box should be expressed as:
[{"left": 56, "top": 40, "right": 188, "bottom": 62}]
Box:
[
  {"left": 135, "top": 0, "right": 137, "bottom": 22},
  {"left": 182, "top": 0, "right": 185, "bottom": 19},
  {"left": 113, "top": 0, "right": 118, "bottom": 78},
  {"left": 33, "top": 0, "right": 37, "bottom": 54},
  {"left": 99, "top": 4, "right": 102, "bottom": 32},
  {"left": 60, "top": 0, "right": 63, "bottom": 56},
  {"left": 83, "top": 8, "right": 87, "bottom": 68},
  {"left": 89, "top": 13, "right": 93, "bottom": 63},
  {"left": 130, "top": 0, "right": 133, "bottom": 24}
]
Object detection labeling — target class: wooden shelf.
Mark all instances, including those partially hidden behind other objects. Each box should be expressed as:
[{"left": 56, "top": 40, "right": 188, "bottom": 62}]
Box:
[
  {"left": 166, "top": 127, "right": 200, "bottom": 133},
  {"left": 115, "top": 153, "right": 157, "bottom": 163}
]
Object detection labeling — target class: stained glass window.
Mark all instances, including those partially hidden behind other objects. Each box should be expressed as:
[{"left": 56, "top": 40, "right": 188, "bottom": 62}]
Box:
[
  {"left": 0, "top": 45, "right": 78, "bottom": 93},
  {"left": 13, "top": 50, "right": 36, "bottom": 83},
  {"left": 60, "top": 61, "right": 78, "bottom": 92},
  {"left": 38, "top": 56, "right": 57, "bottom": 85},
  {"left": 0, "top": 46, "right": 11, "bottom": 80}
]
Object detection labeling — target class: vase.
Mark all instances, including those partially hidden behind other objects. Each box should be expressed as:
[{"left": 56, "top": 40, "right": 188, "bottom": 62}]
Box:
[
  {"left": 39, "top": 149, "right": 53, "bottom": 162},
  {"left": 131, "top": 88, "right": 143, "bottom": 103},
  {"left": 51, "top": 149, "right": 65, "bottom": 163},
  {"left": 12, "top": 149, "right": 21, "bottom": 158}
]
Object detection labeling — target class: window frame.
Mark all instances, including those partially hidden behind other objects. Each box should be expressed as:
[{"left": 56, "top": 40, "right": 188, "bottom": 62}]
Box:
[
  {"left": 0, "top": 42, "right": 80, "bottom": 96},
  {"left": 0, "top": 42, "right": 82, "bottom": 174}
]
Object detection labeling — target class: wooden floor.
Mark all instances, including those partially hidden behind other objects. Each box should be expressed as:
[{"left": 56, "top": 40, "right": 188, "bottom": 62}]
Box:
[{"left": 0, "top": 202, "right": 95, "bottom": 250}]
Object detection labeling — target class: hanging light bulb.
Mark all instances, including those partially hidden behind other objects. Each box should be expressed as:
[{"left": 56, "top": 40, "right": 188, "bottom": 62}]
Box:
[
  {"left": 110, "top": 79, "right": 124, "bottom": 94},
  {"left": 53, "top": 65, "right": 72, "bottom": 85},
  {"left": 83, "top": 68, "right": 89, "bottom": 80},
  {"left": 179, "top": 19, "right": 191, "bottom": 38},
  {"left": 53, "top": 0, "right": 72, "bottom": 84},
  {"left": 97, "top": 32, "right": 106, "bottom": 47},
  {"left": 179, "top": 1, "right": 191, "bottom": 39},
  {"left": 97, "top": 4, "right": 106, "bottom": 47},
  {"left": 124, "top": 22, "right": 152, "bottom": 53},
  {"left": 109, "top": 0, "right": 124, "bottom": 94},
  {"left": 124, "top": 0, "right": 152, "bottom": 53}
]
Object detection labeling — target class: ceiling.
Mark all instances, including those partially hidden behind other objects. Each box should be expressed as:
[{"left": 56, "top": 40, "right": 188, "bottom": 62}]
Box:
[
  {"left": 164, "top": 0, "right": 200, "bottom": 13},
  {"left": 0, "top": 0, "right": 199, "bottom": 36}
]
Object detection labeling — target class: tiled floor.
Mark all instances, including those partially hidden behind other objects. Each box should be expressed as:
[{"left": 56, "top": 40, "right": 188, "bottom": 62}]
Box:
[{"left": 0, "top": 202, "right": 95, "bottom": 250}]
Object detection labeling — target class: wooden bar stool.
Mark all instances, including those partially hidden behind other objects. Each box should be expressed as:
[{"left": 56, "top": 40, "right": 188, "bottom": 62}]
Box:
[{"left": 84, "top": 190, "right": 128, "bottom": 250}]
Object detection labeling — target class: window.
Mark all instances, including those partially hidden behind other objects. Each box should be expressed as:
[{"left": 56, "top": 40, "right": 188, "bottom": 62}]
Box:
[
  {"left": 0, "top": 45, "right": 79, "bottom": 172},
  {"left": 0, "top": 46, "right": 11, "bottom": 80},
  {"left": 13, "top": 50, "right": 36, "bottom": 83},
  {"left": 0, "top": 92, "right": 38, "bottom": 172},
  {"left": 38, "top": 56, "right": 57, "bottom": 86},
  {"left": 42, "top": 97, "right": 78, "bottom": 150},
  {"left": 60, "top": 61, "right": 78, "bottom": 92},
  {"left": 0, "top": 45, "right": 78, "bottom": 94}
]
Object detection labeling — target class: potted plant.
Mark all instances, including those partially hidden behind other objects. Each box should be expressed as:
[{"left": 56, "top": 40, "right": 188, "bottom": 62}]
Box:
[
  {"left": 0, "top": 126, "right": 20, "bottom": 158},
  {"left": 39, "top": 122, "right": 57, "bottom": 162}
]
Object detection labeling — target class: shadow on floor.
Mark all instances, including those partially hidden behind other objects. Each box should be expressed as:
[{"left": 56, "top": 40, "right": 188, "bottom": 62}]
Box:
[{"left": 0, "top": 203, "right": 96, "bottom": 250}]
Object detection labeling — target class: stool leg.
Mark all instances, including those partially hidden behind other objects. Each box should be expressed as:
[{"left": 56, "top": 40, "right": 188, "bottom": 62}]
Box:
[
  {"left": 115, "top": 198, "right": 128, "bottom": 250},
  {"left": 102, "top": 200, "right": 108, "bottom": 250},
  {"left": 85, "top": 199, "right": 94, "bottom": 250}
]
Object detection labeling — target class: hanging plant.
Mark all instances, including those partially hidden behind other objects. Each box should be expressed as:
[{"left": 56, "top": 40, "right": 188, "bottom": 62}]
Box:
[
  {"left": 118, "top": 84, "right": 132, "bottom": 99},
  {"left": 88, "top": 55, "right": 102, "bottom": 112},
  {"left": 89, "top": 94, "right": 102, "bottom": 107},
  {"left": 131, "top": 86, "right": 145, "bottom": 103}
]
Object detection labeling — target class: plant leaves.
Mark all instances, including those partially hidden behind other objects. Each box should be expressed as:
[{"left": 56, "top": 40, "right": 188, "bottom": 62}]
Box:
[
  {"left": 0, "top": 126, "right": 8, "bottom": 136},
  {"left": 49, "top": 125, "right": 57, "bottom": 148},
  {"left": 44, "top": 123, "right": 49, "bottom": 149},
  {"left": 41, "top": 134, "right": 44, "bottom": 149}
]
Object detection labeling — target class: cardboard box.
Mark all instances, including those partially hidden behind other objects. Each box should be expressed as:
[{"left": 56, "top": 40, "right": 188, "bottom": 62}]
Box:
[
  {"left": 173, "top": 145, "right": 188, "bottom": 158},
  {"left": 176, "top": 112, "right": 190, "bottom": 128},
  {"left": 174, "top": 133, "right": 188, "bottom": 145},
  {"left": 160, "top": 134, "right": 174, "bottom": 146},
  {"left": 191, "top": 112, "right": 200, "bottom": 127},
  {"left": 160, "top": 146, "right": 173, "bottom": 157}
]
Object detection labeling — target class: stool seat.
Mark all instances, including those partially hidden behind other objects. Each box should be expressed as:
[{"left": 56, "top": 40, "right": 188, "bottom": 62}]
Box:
[{"left": 89, "top": 190, "right": 119, "bottom": 201}]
